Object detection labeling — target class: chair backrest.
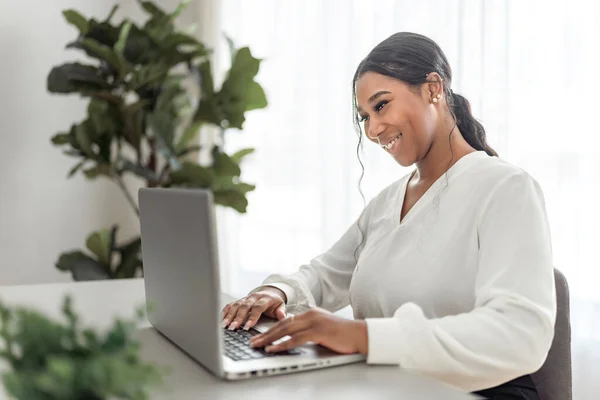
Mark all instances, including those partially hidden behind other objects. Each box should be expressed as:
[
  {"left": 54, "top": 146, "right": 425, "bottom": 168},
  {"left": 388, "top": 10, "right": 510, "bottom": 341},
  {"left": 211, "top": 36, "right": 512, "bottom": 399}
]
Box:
[{"left": 530, "top": 268, "right": 572, "bottom": 400}]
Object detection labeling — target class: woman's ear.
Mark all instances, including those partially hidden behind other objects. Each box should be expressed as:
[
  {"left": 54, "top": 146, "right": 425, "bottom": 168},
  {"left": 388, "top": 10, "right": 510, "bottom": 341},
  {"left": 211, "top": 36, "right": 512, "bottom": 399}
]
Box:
[{"left": 423, "top": 72, "right": 444, "bottom": 104}]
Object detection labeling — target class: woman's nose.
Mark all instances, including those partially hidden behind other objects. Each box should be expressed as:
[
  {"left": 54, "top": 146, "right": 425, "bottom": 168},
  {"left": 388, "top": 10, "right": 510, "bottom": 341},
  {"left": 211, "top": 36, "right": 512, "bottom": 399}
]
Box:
[{"left": 367, "top": 121, "right": 385, "bottom": 141}]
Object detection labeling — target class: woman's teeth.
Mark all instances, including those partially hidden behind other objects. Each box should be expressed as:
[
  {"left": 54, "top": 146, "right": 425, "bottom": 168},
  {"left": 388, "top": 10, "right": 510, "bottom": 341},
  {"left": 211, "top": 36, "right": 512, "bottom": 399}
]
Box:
[{"left": 383, "top": 134, "right": 401, "bottom": 150}]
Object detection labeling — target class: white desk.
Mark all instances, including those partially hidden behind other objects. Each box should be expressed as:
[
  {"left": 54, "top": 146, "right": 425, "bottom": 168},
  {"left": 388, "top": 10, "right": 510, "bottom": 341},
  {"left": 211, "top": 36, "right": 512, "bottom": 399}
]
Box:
[{"left": 0, "top": 279, "right": 477, "bottom": 399}]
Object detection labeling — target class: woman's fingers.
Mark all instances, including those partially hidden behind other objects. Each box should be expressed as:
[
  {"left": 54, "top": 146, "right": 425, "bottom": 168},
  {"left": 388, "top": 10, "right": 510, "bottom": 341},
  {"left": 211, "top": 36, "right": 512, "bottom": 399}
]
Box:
[
  {"left": 221, "top": 303, "right": 231, "bottom": 319},
  {"left": 250, "top": 314, "right": 309, "bottom": 348},
  {"left": 274, "top": 304, "right": 287, "bottom": 320},
  {"left": 243, "top": 298, "right": 274, "bottom": 330},
  {"left": 227, "top": 298, "right": 257, "bottom": 330},
  {"left": 264, "top": 329, "right": 313, "bottom": 353},
  {"left": 221, "top": 289, "right": 287, "bottom": 330},
  {"left": 222, "top": 301, "right": 242, "bottom": 328}
]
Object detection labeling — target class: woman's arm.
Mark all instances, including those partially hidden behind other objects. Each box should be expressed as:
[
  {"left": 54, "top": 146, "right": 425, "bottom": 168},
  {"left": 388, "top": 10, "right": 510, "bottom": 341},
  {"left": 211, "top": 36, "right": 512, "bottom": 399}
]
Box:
[{"left": 365, "top": 171, "right": 557, "bottom": 392}]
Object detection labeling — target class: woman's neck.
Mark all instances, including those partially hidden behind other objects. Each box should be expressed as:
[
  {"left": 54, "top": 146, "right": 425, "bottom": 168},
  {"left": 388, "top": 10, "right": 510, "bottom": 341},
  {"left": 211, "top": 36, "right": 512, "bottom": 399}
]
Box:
[{"left": 413, "top": 126, "right": 476, "bottom": 184}]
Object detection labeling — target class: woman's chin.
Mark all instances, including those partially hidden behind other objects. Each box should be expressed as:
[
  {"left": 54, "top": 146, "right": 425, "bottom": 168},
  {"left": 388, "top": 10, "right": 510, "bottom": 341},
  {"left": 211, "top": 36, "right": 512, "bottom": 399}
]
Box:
[{"left": 390, "top": 151, "right": 413, "bottom": 167}]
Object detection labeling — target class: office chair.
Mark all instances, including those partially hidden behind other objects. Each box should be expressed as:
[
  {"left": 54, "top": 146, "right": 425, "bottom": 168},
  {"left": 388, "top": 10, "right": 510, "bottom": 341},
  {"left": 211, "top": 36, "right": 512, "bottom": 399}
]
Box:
[{"left": 531, "top": 268, "right": 572, "bottom": 400}]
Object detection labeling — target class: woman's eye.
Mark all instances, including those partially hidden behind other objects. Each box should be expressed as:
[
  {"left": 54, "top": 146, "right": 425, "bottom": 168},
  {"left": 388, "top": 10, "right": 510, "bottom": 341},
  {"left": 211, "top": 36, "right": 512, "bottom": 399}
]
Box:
[
  {"left": 374, "top": 100, "right": 388, "bottom": 112},
  {"left": 358, "top": 100, "right": 388, "bottom": 122}
]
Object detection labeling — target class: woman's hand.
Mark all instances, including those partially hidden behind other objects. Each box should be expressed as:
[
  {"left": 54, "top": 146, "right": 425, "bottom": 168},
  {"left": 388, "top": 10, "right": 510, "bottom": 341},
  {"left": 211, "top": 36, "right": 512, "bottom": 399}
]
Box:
[
  {"left": 249, "top": 308, "right": 369, "bottom": 355},
  {"left": 221, "top": 286, "right": 288, "bottom": 331}
]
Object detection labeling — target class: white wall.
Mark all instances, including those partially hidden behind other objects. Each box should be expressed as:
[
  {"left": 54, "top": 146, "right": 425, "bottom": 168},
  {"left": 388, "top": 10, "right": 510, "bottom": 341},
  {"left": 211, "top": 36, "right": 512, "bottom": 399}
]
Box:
[{"left": 0, "top": 0, "right": 207, "bottom": 285}]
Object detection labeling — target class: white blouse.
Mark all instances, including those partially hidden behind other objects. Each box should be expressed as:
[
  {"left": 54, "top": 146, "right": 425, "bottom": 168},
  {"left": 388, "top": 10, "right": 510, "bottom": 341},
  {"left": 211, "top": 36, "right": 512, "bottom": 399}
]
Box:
[{"left": 259, "top": 151, "right": 556, "bottom": 392}]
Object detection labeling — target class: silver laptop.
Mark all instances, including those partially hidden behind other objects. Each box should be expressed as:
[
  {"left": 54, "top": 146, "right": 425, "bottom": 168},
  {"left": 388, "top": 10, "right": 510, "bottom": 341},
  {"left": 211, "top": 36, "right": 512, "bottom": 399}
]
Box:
[{"left": 138, "top": 187, "right": 365, "bottom": 380}]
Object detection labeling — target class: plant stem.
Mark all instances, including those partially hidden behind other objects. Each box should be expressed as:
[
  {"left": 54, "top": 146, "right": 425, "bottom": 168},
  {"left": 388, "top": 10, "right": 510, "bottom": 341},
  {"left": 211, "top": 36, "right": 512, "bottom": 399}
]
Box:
[{"left": 113, "top": 173, "right": 140, "bottom": 217}]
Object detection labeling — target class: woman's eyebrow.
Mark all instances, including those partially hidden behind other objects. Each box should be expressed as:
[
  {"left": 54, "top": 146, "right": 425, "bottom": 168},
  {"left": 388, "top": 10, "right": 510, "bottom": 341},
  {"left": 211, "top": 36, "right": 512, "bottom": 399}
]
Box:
[{"left": 357, "top": 90, "right": 391, "bottom": 113}]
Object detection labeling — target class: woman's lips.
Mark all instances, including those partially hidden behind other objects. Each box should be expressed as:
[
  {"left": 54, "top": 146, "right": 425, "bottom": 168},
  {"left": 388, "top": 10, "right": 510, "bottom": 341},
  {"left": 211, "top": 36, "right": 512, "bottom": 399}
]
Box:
[{"left": 383, "top": 133, "right": 402, "bottom": 150}]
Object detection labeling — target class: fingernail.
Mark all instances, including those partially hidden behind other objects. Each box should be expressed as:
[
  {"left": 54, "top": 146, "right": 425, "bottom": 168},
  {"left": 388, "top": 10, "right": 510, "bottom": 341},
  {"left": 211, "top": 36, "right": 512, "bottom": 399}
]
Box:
[
  {"left": 228, "top": 322, "right": 238, "bottom": 330},
  {"left": 243, "top": 322, "right": 251, "bottom": 330},
  {"left": 265, "top": 346, "right": 273, "bottom": 353}
]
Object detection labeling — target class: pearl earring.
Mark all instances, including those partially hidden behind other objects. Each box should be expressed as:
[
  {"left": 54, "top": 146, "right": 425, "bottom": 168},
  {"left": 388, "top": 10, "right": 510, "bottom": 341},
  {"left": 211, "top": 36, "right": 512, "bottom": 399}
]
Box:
[{"left": 432, "top": 93, "right": 442, "bottom": 103}]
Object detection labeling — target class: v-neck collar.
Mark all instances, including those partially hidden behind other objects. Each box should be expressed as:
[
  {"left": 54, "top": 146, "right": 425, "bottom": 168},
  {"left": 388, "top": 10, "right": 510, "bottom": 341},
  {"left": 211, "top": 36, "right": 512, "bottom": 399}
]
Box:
[{"left": 395, "top": 151, "right": 488, "bottom": 225}]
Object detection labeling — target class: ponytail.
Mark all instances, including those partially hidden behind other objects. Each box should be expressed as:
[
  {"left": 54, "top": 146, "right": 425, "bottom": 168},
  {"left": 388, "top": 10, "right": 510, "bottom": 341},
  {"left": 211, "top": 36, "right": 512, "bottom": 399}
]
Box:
[{"left": 449, "top": 91, "right": 498, "bottom": 157}]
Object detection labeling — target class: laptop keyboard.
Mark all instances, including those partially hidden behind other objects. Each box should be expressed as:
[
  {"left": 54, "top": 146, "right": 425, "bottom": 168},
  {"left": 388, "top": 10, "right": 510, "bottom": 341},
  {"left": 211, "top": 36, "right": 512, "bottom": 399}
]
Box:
[{"left": 223, "top": 328, "right": 302, "bottom": 361}]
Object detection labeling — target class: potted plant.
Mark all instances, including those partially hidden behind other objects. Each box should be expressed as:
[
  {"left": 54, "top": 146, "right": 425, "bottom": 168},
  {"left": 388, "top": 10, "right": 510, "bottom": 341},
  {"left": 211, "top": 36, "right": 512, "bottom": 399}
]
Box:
[
  {"left": 48, "top": 0, "right": 267, "bottom": 281},
  {"left": 0, "top": 296, "right": 167, "bottom": 399}
]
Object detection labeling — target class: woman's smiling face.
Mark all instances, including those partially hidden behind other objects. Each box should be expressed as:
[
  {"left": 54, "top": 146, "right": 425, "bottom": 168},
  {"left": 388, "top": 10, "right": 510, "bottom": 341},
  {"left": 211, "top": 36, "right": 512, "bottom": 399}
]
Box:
[{"left": 355, "top": 71, "right": 440, "bottom": 167}]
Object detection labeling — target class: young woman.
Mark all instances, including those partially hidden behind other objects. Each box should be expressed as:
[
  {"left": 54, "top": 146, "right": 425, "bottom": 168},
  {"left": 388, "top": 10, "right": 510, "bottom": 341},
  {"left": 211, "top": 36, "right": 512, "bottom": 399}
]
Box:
[{"left": 221, "top": 32, "right": 556, "bottom": 399}]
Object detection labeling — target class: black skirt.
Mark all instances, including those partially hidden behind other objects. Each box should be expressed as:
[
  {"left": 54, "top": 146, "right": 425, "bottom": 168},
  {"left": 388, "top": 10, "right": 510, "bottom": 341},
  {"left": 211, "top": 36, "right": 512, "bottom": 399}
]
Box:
[{"left": 472, "top": 374, "right": 539, "bottom": 400}]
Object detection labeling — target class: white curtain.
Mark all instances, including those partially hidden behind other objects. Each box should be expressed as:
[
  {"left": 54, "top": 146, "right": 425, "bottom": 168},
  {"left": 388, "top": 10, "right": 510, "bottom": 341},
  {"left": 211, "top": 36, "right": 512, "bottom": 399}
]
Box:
[{"left": 210, "top": 0, "right": 600, "bottom": 339}]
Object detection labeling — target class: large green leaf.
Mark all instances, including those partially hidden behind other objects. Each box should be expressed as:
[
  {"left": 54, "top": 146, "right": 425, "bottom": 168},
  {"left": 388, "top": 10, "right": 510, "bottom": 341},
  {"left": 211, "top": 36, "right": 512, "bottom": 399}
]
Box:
[
  {"left": 51, "top": 133, "right": 70, "bottom": 145},
  {"left": 144, "top": 15, "right": 174, "bottom": 44},
  {"left": 47, "top": 63, "right": 108, "bottom": 94},
  {"left": 55, "top": 251, "right": 109, "bottom": 281},
  {"left": 153, "top": 76, "right": 189, "bottom": 119},
  {"left": 228, "top": 47, "right": 261, "bottom": 78},
  {"left": 120, "top": 160, "right": 159, "bottom": 183},
  {"left": 163, "top": 32, "right": 201, "bottom": 49},
  {"left": 169, "top": 162, "right": 214, "bottom": 187},
  {"left": 193, "top": 60, "right": 222, "bottom": 125},
  {"left": 114, "top": 237, "right": 142, "bottom": 279},
  {"left": 96, "top": 133, "right": 113, "bottom": 163},
  {"left": 122, "top": 24, "right": 156, "bottom": 65},
  {"left": 176, "top": 145, "right": 201, "bottom": 157},
  {"left": 62, "top": 10, "right": 89, "bottom": 34},
  {"left": 231, "top": 148, "right": 255, "bottom": 164},
  {"left": 174, "top": 121, "right": 202, "bottom": 154},
  {"left": 213, "top": 190, "right": 250, "bottom": 213},
  {"left": 71, "top": 262, "right": 110, "bottom": 281},
  {"left": 85, "top": 229, "right": 112, "bottom": 266},
  {"left": 212, "top": 148, "right": 240, "bottom": 177},
  {"left": 197, "top": 60, "right": 214, "bottom": 99},
  {"left": 194, "top": 99, "right": 221, "bottom": 127},
  {"left": 199, "top": 47, "right": 267, "bottom": 129},
  {"left": 138, "top": 1, "right": 166, "bottom": 17},
  {"left": 146, "top": 111, "right": 181, "bottom": 169},
  {"left": 211, "top": 175, "right": 255, "bottom": 213},
  {"left": 83, "top": 164, "right": 112, "bottom": 180},
  {"left": 88, "top": 98, "right": 117, "bottom": 134},
  {"left": 38, "top": 357, "right": 78, "bottom": 396},
  {"left": 80, "top": 38, "right": 131, "bottom": 76},
  {"left": 85, "top": 19, "right": 120, "bottom": 47},
  {"left": 91, "top": 91, "right": 122, "bottom": 104},
  {"left": 123, "top": 101, "right": 149, "bottom": 150},
  {"left": 211, "top": 177, "right": 255, "bottom": 193},
  {"left": 245, "top": 81, "right": 268, "bottom": 111},
  {"left": 170, "top": 0, "right": 192, "bottom": 19},
  {"left": 74, "top": 121, "right": 96, "bottom": 159},
  {"left": 129, "top": 62, "right": 169, "bottom": 89},
  {"left": 114, "top": 21, "right": 132, "bottom": 59},
  {"left": 163, "top": 48, "right": 208, "bottom": 68}
]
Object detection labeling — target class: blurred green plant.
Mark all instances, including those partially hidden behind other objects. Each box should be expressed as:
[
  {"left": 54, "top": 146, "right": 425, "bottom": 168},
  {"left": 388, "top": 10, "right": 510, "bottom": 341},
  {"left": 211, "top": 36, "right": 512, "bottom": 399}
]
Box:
[
  {"left": 0, "top": 296, "right": 167, "bottom": 400},
  {"left": 48, "top": 0, "right": 267, "bottom": 280}
]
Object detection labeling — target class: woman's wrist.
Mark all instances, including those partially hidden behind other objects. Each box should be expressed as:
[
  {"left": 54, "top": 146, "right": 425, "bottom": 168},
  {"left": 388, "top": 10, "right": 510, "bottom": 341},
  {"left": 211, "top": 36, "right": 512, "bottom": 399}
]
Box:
[
  {"left": 261, "top": 285, "right": 288, "bottom": 304},
  {"left": 352, "top": 320, "right": 369, "bottom": 355}
]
